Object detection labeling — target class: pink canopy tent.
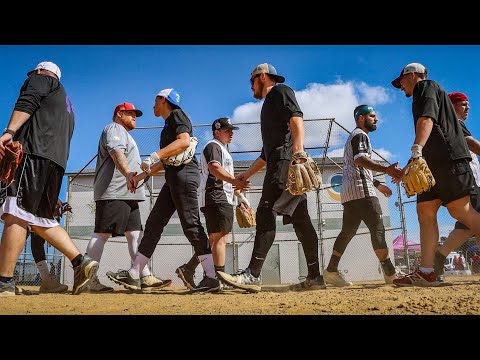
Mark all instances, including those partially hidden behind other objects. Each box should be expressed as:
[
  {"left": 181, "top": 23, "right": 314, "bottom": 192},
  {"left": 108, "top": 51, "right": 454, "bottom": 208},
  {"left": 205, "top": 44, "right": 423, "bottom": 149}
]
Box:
[{"left": 393, "top": 235, "right": 421, "bottom": 253}]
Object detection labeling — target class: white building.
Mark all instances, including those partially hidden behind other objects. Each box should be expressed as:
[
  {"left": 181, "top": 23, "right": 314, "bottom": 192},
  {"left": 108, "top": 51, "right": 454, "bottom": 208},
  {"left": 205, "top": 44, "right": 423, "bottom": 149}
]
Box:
[{"left": 63, "top": 157, "right": 394, "bottom": 287}]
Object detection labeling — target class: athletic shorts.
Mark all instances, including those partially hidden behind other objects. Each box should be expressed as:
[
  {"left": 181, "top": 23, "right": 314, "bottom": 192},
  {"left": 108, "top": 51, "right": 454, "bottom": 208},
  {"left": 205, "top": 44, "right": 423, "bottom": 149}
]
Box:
[
  {"left": 94, "top": 199, "right": 142, "bottom": 237},
  {"left": 3, "top": 154, "right": 64, "bottom": 219},
  {"left": 418, "top": 159, "right": 475, "bottom": 205},
  {"left": 201, "top": 202, "right": 234, "bottom": 235},
  {"left": 455, "top": 184, "right": 480, "bottom": 230}
]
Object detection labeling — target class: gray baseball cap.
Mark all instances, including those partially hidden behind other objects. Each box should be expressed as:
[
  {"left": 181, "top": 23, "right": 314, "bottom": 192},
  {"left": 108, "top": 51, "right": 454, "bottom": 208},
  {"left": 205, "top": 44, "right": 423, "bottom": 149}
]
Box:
[
  {"left": 250, "top": 63, "right": 285, "bottom": 83},
  {"left": 391, "top": 63, "right": 427, "bottom": 88}
]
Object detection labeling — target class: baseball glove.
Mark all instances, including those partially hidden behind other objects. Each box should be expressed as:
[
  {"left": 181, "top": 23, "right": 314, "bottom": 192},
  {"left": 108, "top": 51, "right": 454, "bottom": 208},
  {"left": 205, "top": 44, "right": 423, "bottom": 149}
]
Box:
[
  {"left": 54, "top": 202, "right": 72, "bottom": 218},
  {"left": 236, "top": 203, "right": 256, "bottom": 228},
  {"left": 162, "top": 137, "right": 199, "bottom": 167},
  {"left": 0, "top": 141, "right": 23, "bottom": 186},
  {"left": 402, "top": 157, "right": 436, "bottom": 197},
  {"left": 286, "top": 151, "right": 322, "bottom": 196}
]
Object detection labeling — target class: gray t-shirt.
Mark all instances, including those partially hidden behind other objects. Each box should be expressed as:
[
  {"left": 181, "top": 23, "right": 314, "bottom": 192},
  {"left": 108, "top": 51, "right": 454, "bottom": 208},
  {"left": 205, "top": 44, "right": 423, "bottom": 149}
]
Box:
[{"left": 94, "top": 122, "right": 145, "bottom": 201}]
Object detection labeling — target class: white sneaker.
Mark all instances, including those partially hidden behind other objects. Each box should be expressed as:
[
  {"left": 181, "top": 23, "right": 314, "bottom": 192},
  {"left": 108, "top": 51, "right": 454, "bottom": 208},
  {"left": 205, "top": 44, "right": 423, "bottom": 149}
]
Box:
[
  {"left": 216, "top": 268, "right": 261, "bottom": 293},
  {"left": 323, "top": 270, "right": 353, "bottom": 287}
]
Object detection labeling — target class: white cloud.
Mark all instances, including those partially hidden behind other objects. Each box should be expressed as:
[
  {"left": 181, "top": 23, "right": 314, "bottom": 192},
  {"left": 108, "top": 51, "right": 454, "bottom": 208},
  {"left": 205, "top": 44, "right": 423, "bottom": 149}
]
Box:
[
  {"left": 372, "top": 148, "right": 393, "bottom": 162},
  {"left": 326, "top": 147, "right": 344, "bottom": 158},
  {"left": 229, "top": 80, "right": 392, "bottom": 156}
]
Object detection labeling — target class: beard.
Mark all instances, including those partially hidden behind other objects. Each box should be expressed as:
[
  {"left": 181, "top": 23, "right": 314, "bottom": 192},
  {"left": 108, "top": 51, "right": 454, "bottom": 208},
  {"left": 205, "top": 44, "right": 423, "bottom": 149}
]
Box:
[
  {"left": 365, "top": 121, "right": 377, "bottom": 132},
  {"left": 253, "top": 83, "right": 264, "bottom": 100}
]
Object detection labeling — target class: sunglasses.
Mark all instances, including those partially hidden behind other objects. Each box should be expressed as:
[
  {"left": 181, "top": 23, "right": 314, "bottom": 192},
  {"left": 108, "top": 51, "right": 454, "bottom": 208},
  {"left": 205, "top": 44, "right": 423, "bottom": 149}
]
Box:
[{"left": 250, "top": 74, "right": 260, "bottom": 85}]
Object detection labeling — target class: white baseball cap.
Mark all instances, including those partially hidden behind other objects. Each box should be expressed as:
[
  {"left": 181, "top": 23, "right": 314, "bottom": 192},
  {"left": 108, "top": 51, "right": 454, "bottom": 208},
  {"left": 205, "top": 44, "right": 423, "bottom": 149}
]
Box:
[
  {"left": 156, "top": 88, "right": 181, "bottom": 108},
  {"left": 391, "top": 63, "right": 426, "bottom": 88},
  {"left": 27, "top": 61, "right": 62, "bottom": 80}
]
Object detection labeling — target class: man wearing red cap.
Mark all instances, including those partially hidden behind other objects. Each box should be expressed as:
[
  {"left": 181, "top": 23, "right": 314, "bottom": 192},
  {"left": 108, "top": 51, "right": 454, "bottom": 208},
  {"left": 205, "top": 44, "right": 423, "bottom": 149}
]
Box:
[
  {"left": 390, "top": 63, "right": 480, "bottom": 287},
  {"left": 434, "top": 92, "right": 480, "bottom": 281},
  {"left": 87, "top": 102, "right": 171, "bottom": 292}
]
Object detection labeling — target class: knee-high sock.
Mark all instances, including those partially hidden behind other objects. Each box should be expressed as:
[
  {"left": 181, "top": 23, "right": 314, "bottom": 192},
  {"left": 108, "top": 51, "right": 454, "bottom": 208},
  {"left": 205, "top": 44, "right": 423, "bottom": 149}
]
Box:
[
  {"left": 125, "top": 230, "right": 151, "bottom": 277},
  {"left": 86, "top": 233, "right": 111, "bottom": 262}
]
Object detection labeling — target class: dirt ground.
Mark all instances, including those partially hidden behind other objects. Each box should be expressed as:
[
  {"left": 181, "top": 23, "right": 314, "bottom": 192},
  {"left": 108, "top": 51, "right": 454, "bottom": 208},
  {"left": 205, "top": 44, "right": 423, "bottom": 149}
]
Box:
[{"left": 2, "top": 275, "right": 480, "bottom": 315}]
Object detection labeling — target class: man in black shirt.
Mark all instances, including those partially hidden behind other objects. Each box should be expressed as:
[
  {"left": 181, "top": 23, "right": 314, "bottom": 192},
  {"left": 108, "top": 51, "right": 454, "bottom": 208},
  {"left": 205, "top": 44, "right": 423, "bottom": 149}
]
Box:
[
  {"left": 0, "top": 61, "right": 98, "bottom": 296},
  {"left": 391, "top": 63, "right": 480, "bottom": 287},
  {"left": 217, "top": 63, "right": 325, "bottom": 292},
  {"left": 434, "top": 92, "right": 480, "bottom": 281}
]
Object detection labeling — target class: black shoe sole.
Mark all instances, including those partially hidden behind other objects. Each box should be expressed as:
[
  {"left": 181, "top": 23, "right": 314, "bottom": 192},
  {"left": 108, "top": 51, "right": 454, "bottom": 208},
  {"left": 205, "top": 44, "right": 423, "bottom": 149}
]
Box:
[
  {"left": 175, "top": 268, "right": 195, "bottom": 290},
  {"left": 189, "top": 285, "right": 220, "bottom": 294}
]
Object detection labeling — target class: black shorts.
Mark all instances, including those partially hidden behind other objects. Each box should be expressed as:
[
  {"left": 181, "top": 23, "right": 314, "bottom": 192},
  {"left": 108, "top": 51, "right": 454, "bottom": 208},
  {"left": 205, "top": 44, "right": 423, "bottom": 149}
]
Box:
[
  {"left": 94, "top": 200, "right": 142, "bottom": 237},
  {"left": 455, "top": 184, "right": 480, "bottom": 230},
  {"left": 4, "top": 154, "right": 64, "bottom": 219},
  {"left": 418, "top": 159, "right": 475, "bottom": 205},
  {"left": 201, "top": 202, "right": 234, "bottom": 235}
]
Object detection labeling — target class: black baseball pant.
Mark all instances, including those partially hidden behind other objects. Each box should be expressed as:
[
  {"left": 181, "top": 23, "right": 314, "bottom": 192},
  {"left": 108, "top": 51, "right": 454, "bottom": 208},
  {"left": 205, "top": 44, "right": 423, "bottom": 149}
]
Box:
[{"left": 138, "top": 163, "right": 210, "bottom": 258}]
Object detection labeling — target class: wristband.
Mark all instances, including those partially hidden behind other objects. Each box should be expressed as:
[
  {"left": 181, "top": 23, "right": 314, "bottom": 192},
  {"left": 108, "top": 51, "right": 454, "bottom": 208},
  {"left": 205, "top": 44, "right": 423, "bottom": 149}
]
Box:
[
  {"left": 411, "top": 144, "right": 423, "bottom": 159},
  {"left": 373, "top": 179, "right": 381, "bottom": 188},
  {"left": 149, "top": 151, "right": 160, "bottom": 162}
]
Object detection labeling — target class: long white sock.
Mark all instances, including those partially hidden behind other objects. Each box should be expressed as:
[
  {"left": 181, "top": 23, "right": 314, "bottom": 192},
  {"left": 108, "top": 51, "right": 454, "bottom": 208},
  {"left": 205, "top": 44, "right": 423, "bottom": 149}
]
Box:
[
  {"left": 129, "top": 252, "right": 149, "bottom": 279},
  {"left": 36, "top": 260, "right": 51, "bottom": 280},
  {"left": 86, "top": 233, "right": 111, "bottom": 262},
  {"left": 125, "top": 230, "right": 151, "bottom": 277},
  {"left": 198, "top": 254, "right": 216, "bottom": 279}
]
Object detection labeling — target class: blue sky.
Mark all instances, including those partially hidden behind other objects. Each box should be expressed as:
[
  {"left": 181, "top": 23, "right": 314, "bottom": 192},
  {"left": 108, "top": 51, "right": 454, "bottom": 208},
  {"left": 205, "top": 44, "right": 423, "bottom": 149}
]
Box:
[
  {"left": 1, "top": 45, "right": 479, "bottom": 240},
  {"left": 2, "top": 45, "right": 479, "bottom": 173}
]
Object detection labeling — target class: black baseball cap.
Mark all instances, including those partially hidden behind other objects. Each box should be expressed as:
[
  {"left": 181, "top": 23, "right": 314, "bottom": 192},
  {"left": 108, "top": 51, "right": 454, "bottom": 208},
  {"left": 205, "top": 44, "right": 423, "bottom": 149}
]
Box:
[{"left": 212, "top": 117, "right": 239, "bottom": 132}]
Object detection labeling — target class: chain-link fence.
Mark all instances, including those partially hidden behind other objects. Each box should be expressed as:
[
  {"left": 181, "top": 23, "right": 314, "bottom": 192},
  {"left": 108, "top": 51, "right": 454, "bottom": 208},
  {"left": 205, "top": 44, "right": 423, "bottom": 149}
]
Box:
[{"left": 15, "top": 118, "right": 474, "bottom": 287}]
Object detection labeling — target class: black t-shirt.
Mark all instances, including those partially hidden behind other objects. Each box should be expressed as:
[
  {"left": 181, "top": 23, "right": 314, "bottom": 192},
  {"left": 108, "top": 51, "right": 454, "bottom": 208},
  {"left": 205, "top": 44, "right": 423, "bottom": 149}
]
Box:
[
  {"left": 160, "top": 108, "right": 198, "bottom": 167},
  {"left": 203, "top": 142, "right": 228, "bottom": 205},
  {"left": 259, "top": 84, "right": 303, "bottom": 167},
  {"left": 459, "top": 120, "right": 472, "bottom": 138},
  {"left": 13, "top": 74, "right": 75, "bottom": 169},
  {"left": 412, "top": 80, "right": 470, "bottom": 167}
]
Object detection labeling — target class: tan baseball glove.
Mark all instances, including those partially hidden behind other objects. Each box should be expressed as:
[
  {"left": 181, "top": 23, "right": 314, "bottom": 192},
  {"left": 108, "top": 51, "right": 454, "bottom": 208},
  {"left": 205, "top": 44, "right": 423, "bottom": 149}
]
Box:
[
  {"left": 286, "top": 151, "right": 322, "bottom": 196},
  {"left": 236, "top": 203, "right": 256, "bottom": 228},
  {"left": 402, "top": 157, "right": 436, "bottom": 197}
]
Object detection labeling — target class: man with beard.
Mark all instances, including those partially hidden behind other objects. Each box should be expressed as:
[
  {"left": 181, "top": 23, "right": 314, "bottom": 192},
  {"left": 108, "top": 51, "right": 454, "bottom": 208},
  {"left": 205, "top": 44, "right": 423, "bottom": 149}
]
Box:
[{"left": 323, "top": 105, "right": 402, "bottom": 287}]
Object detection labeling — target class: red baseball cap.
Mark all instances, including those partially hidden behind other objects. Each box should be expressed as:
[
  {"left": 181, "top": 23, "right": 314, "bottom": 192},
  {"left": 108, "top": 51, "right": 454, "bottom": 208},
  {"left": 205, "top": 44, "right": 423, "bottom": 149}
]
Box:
[
  {"left": 448, "top": 92, "right": 469, "bottom": 103},
  {"left": 114, "top": 102, "right": 143, "bottom": 117}
]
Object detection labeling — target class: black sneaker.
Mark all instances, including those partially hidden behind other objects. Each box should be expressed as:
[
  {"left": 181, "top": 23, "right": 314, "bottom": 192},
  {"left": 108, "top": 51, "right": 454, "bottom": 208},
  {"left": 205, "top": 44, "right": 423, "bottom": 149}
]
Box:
[
  {"left": 106, "top": 270, "right": 141, "bottom": 291},
  {"left": 175, "top": 264, "right": 196, "bottom": 289},
  {"left": 437, "top": 274, "right": 445, "bottom": 283},
  {"left": 190, "top": 276, "right": 220, "bottom": 293},
  {"left": 290, "top": 275, "right": 326, "bottom": 291},
  {"left": 0, "top": 279, "right": 15, "bottom": 297},
  {"left": 72, "top": 255, "right": 99, "bottom": 295}
]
